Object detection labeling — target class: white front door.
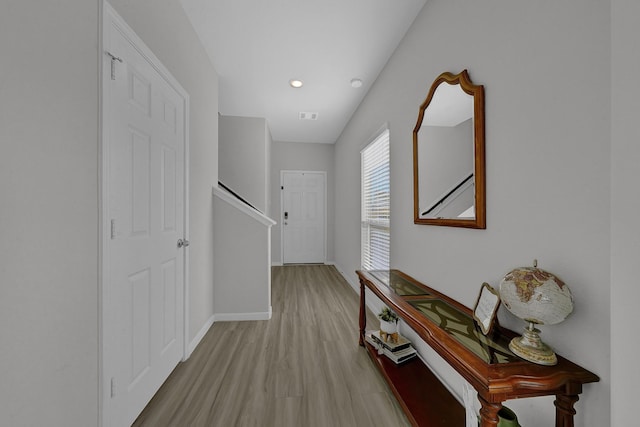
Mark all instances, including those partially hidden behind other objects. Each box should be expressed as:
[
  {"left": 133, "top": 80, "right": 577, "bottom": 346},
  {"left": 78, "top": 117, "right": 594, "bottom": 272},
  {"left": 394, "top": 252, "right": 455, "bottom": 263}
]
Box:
[
  {"left": 102, "top": 4, "right": 188, "bottom": 426},
  {"left": 281, "top": 171, "right": 326, "bottom": 264}
]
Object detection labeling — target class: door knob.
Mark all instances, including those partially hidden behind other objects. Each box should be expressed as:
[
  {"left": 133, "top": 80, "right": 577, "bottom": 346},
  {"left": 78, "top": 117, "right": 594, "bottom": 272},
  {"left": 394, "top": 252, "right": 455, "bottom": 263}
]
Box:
[{"left": 177, "top": 238, "right": 190, "bottom": 248}]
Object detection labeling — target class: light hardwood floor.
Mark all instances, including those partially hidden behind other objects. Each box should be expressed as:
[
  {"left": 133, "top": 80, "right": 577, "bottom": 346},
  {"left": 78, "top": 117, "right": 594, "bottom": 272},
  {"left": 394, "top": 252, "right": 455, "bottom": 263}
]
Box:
[{"left": 133, "top": 264, "right": 410, "bottom": 427}]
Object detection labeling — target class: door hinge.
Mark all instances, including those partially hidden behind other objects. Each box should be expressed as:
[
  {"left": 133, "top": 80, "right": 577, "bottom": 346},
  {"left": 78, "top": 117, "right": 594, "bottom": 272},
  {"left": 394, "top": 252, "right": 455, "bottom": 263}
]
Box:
[
  {"left": 105, "top": 51, "right": 123, "bottom": 80},
  {"left": 110, "top": 219, "right": 116, "bottom": 239},
  {"left": 110, "top": 377, "right": 116, "bottom": 398}
]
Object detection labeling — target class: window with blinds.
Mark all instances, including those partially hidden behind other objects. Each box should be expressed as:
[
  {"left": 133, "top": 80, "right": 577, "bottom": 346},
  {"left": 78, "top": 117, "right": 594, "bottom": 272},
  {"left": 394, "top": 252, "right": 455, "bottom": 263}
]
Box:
[{"left": 361, "top": 129, "right": 390, "bottom": 271}]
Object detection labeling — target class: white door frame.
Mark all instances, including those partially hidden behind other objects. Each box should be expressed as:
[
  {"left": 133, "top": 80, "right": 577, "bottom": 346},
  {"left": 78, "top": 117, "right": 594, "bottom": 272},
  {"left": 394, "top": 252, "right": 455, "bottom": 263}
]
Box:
[
  {"left": 280, "top": 170, "right": 327, "bottom": 264},
  {"left": 99, "top": 2, "right": 190, "bottom": 425}
]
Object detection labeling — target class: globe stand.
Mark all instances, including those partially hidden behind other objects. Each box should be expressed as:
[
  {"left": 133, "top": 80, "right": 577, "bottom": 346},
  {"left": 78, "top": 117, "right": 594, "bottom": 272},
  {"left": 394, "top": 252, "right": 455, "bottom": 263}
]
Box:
[{"left": 509, "top": 321, "right": 557, "bottom": 366}]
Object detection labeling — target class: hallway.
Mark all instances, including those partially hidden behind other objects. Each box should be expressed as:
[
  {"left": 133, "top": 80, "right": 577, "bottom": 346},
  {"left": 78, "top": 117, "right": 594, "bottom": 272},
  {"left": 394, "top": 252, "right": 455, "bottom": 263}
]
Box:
[{"left": 133, "top": 265, "right": 410, "bottom": 426}]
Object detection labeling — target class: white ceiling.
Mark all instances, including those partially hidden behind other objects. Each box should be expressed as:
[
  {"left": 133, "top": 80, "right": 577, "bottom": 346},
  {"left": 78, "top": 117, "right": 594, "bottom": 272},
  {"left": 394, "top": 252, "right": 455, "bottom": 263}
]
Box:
[{"left": 179, "top": 0, "right": 427, "bottom": 144}]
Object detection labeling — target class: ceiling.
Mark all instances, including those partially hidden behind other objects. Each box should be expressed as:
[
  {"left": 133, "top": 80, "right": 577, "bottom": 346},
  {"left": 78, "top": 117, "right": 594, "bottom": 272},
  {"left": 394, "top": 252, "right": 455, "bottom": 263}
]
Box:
[{"left": 179, "top": 0, "right": 427, "bottom": 144}]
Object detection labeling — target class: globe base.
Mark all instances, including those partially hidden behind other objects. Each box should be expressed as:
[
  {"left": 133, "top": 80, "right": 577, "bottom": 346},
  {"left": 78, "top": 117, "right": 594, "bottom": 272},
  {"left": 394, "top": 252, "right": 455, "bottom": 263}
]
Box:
[{"left": 509, "top": 323, "right": 557, "bottom": 366}]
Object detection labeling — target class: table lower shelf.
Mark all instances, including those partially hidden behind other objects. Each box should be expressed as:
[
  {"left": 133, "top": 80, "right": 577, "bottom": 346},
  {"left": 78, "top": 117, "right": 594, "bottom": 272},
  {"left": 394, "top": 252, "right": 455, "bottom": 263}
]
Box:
[{"left": 364, "top": 342, "right": 465, "bottom": 427}]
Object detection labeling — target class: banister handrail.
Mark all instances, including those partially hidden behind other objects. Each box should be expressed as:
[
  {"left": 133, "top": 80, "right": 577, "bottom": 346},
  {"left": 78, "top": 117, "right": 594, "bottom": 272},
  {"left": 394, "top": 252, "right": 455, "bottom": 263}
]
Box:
[{"left": 212, "top": 185, "right": 276, "bottom": 227}]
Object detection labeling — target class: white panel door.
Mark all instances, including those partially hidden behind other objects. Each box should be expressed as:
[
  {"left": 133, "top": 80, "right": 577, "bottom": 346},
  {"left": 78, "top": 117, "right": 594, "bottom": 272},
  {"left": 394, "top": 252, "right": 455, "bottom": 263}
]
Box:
[
  {"left": 103, "top": 5, "right": 187, "bottom": 426},
  {"left": 282, "top": 171, "right": 326, "bottom": 264}
]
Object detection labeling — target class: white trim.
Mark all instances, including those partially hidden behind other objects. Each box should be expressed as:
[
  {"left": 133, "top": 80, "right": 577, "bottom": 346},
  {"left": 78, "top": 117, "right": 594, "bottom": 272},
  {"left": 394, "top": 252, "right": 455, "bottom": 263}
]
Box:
[
  {"left": 213, "top": 185, "right": 276, "bottom": 227},
  {"left": 280, "top": 170, "right": 328, "bottom": 264},
  {"left": 271, "top": 262, "right": 284, "bottom": 267},
  {"left": 100, "top": 3, "right": 191, "bottom": 425},
  {"left": 333, "top": 262, "right": 382, "bottom": 318},
  {"left": 333, "top": 262, "right": 358, "bottom": 290},
  {"left": 187, "top": 315, "right": 215, "bottom": 356},
  {"left": 214, "top": 308, "right": 273, "bottom": 322},
  {"left": 182, "top": 73, "right": 191, "bottom": 364},
  {"left": 359, "top": 122, "right": 391, "bottom": 152},
  {"left": 400, "top": 328, "right": 465, "bottom": 407}
]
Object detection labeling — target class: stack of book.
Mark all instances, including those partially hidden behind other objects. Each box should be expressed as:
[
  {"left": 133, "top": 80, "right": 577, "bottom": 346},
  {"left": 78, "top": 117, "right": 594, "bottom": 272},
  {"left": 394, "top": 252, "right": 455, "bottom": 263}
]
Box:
[{"left": 365, "top": 330, "right": 417, "bottom": 364}]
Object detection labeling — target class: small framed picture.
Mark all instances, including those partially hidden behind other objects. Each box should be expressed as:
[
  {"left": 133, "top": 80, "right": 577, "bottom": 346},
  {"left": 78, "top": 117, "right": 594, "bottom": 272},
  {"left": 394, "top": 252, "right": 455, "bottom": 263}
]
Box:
[{"left": 473, "top": 283, "right": 501, "bottom": 335}]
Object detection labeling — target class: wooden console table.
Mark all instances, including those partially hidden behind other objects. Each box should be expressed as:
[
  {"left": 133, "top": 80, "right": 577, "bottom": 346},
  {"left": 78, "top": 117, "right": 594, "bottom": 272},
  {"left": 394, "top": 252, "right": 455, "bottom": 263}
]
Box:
[{"left": 357, "top": 269, "right": 599, "bottom": 427}]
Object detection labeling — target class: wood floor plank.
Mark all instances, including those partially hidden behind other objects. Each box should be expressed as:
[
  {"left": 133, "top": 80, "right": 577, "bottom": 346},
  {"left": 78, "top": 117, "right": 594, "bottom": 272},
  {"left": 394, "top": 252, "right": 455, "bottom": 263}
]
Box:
[{"left": 133, "top": 265, "right": 410, "bottom": 427}]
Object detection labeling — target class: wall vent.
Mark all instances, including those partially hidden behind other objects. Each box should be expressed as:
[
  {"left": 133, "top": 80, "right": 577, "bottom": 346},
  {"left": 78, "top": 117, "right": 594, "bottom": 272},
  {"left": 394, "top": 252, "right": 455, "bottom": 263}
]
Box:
[{"left": 299, "top": 112, "right": 318, "bottom": 120}]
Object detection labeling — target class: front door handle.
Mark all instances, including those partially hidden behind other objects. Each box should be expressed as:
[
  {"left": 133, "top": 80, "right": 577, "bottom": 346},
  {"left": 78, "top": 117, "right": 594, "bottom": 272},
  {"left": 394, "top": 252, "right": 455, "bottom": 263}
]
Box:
[{"left": 177, "top": 238, "right": 190, "bottom": 248}]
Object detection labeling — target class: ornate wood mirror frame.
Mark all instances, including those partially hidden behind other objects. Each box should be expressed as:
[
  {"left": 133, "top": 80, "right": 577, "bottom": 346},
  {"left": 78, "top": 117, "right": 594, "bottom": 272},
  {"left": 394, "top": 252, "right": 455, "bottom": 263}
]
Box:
[{"left": 413, "top": 70, "right": 485, "bottom": 228}]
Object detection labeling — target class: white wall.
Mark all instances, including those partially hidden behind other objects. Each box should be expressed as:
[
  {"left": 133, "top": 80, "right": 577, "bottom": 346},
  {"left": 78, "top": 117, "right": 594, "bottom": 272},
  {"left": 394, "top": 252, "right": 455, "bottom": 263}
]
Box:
[
  {"left": 0, "top": 1, "right": 99, "bottom": 425},
  {"left": 0, "top": 0, "right": 219, "bottom": 425},
  {"left": 611, "top": 0, "right": 640, "bottom": 425},
  {"left": 213, "top": 189, "right": 273, "bottom": 319},
  {"left": 219, "top": 115, "right": 270, "bottom": 213},
  {"left": 334, "top": 0, "right": 610, "bottom": 425},
  {"left": 271, "top": 141, "right": 335, "bottom": 264}
]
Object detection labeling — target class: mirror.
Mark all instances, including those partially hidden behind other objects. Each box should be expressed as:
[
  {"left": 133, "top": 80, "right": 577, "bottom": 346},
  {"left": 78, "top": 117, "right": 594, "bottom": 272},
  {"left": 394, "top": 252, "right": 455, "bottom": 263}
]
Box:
[{"left": 413, "top": 70, "right": 485, "bottom": 228}]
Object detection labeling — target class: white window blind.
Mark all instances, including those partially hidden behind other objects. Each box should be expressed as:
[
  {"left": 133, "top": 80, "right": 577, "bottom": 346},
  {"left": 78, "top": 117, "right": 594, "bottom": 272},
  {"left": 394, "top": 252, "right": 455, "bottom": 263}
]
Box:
[{"left": 361, "top": 129, "right": 390, "bottom": 271}]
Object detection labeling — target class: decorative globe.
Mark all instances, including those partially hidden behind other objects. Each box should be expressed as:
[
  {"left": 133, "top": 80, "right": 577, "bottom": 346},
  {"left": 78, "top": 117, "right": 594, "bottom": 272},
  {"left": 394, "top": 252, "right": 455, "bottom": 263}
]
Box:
[
  {"left": 499, "top": 267, "right": 573, "bottom": 326},
  {"left": 499, "top": 266, "right": 573, "bottom": 365}
]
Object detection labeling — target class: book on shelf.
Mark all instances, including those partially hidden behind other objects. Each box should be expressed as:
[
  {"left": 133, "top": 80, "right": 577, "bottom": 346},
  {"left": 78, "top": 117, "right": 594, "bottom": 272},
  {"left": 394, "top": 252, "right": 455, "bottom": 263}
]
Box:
[
  {"left": 369, "top": 330, "right": 412, "bottom": 352},
  {"left": 384, "top": 345, "right": 417, "bottom": 364},
  {"left": 365, "top": 331, "right": 417, "bottom": 364}
]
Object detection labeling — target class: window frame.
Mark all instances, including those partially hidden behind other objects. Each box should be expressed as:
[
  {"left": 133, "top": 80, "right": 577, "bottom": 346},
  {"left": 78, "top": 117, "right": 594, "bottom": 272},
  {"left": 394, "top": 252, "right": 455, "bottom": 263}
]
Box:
[{"left": 361, "top": 128, "right": 391, "bottom": 271}]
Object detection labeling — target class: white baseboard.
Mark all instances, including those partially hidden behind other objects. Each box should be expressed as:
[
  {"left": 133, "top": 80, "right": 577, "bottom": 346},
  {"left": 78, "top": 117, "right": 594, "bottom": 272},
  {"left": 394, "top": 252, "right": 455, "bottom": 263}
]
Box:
[
  {"left": 334, "top": 262, "right": 385, "bottom": 327},
  {"left": 185, "top": 307, "right": 273, "bottom": 357},
  {"left": 414, "top": 352, "right": 463, "bottom": 405},
  {"left": 214, "top": 307, "right": 272, "bottom": 322},
  {"left": 273, "top": 261, "right": 335, "bottom": 267},
  {"left": 187, "top": 314, "right": 215, "bottom": 357},
  {"left": 333, "top": 262, "right": 359, "bottom": 292}
]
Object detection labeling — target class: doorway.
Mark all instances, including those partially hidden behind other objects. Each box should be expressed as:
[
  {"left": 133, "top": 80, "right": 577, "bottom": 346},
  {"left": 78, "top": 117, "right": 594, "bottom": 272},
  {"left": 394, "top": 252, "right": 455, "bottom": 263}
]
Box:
[
  {"left": 281, "top": 171, "right": 326, "bottom": 264},
  {"left": 101, "top": 3, "right": 190, "bottom": 426}
]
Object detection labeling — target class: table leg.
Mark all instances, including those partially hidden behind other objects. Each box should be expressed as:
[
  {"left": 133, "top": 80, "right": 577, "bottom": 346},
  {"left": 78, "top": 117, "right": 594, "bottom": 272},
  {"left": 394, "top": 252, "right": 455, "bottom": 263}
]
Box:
[
  {"left": 478, "top": 395, "right": 501, "bottom": 427},
  {"left": 359, "top": 279, "right": 366, "bottom": 346},
  {"left": 554, "top": 394, "right": 579, "bottom": 427}
]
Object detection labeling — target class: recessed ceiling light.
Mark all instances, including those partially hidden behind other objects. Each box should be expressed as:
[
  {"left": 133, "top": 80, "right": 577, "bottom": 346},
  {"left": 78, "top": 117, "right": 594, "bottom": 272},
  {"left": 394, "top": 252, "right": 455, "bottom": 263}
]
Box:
[
  {"left": 350, "top": 78, "right": 363, "bottom": 88},
  {"left": 289, "top": 79, "right": 303, "bottom": 88}
]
